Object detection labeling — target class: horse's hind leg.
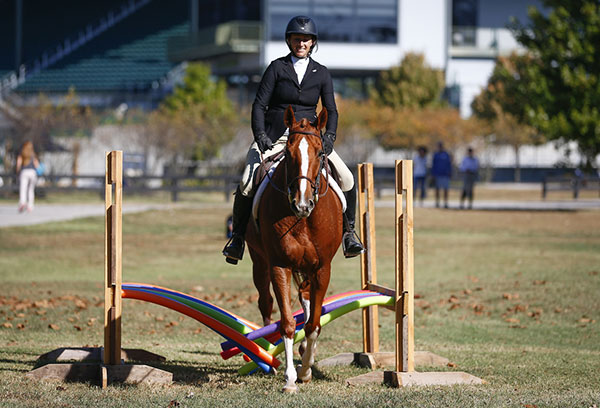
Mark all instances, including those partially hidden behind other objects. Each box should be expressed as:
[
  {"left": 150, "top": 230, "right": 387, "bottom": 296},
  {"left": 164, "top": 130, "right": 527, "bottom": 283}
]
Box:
[
  {"left": 249, "top": 250, "right": 273, "bottom": 326},
  {"left": 297, "top": 279, "right": 310, "bottom": 356}
]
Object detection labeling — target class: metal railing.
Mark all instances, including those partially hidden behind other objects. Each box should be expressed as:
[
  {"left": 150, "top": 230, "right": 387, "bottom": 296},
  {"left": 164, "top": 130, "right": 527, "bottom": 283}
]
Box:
[
  {"left": 450, "top": 26, "right": 522, "bottom": 58},
  {"left": 542, "top": 176, "right": 600, "bottom": 199}
]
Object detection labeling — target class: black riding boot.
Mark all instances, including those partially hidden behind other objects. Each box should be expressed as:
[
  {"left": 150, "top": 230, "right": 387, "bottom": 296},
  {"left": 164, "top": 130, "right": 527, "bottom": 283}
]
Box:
[
  {"left": 222, "top": 187, "right": 253, "bottom": 265},
  {"left": 342, "top": 185, "right": 365, "bottom": 258}
]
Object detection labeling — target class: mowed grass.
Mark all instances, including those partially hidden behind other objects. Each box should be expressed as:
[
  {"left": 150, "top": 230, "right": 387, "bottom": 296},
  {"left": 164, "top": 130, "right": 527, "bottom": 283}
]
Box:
[{"left": 0, "top": 202, "right": 599, "bottom": 407}]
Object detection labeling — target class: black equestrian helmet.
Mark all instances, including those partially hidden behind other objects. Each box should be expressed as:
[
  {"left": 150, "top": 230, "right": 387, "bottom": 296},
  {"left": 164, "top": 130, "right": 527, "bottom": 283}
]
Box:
[{"left": 285, "top": 16, "right": 318, "bottom": 39}]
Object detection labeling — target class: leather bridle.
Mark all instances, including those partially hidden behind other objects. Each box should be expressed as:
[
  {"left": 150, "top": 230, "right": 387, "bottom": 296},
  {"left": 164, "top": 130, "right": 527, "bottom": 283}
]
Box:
[{"left": 283, "top": 129, "right": 329, "bottom": 206}]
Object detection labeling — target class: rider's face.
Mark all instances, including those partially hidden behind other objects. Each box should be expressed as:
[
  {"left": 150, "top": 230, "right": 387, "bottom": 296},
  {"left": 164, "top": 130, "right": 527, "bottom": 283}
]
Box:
[{"left": 288, "top": 34, "right": 314, "bottom": 58}]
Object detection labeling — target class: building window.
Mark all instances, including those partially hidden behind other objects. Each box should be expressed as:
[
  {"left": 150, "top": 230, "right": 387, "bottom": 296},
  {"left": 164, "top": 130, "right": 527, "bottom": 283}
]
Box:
[
  {"left": 452, "top": 0, "right": 478, "bottom": 27},
  {"left": 268, "top": 0, "right": 397, "bottom": 44},
  {"left": 452, "top": 0, "right": 478, "bottom": 46}
]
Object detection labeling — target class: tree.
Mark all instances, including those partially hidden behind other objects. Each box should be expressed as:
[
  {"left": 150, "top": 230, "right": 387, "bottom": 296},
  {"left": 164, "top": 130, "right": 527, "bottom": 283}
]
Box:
[
  {"left": 334, "top": 97, "right": 379, "bottom": 163},
  {"left": 369, "top": 53, "right": 480, "bottom": 151},
  {"left": 371, "top": 106, "right": 480, "bottom": 151},
  {"left": 471, "top": 53, "right": 542, "bottom": 181},
  {"left": 0, "top": 88, "right": 95, "bottom": 171},
  {"left": 371, "top": 52, "right": 445, "bottom": 109},
  {"left": 145, "top": 63, "right": 240, "bottom": 168},
  {"left": 510, "top": 0, "right": 600, "bottom": 167}
]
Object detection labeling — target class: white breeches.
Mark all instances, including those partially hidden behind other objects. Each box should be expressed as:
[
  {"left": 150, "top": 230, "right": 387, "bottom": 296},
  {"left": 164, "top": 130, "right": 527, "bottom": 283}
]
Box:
[{"left": 19, "top": 169, "right": 38, "bottom": 210}]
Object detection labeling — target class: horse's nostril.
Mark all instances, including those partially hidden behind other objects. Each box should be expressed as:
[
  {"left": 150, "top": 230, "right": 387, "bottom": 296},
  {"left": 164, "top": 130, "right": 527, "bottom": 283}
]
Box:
[{"left": 308, "top": 199, "right": 315, "bottom": 210}]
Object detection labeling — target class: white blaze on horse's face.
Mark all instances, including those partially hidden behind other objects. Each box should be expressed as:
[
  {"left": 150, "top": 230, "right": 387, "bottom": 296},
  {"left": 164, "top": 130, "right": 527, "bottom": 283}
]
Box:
[
  {"left": 289, "top": 135, "right": 316, "bottom": 218},
  {"left": 299, "top": 137, "right": 309, "bottom": 203}
]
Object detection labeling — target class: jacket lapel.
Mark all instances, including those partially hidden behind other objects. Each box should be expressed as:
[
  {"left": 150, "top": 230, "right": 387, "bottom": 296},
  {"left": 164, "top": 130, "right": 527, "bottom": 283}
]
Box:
[
  {"left": 283, "top": 54, "right": 300, "bottom": 88},
  {"left": 300, "top": 58, "right": 317, "bottom": 86}
]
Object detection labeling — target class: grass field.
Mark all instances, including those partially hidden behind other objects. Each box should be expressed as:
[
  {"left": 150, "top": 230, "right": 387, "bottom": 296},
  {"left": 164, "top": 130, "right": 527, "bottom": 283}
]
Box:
[{"left": 1, "top": 198, "right": 599, "bottom": 407}]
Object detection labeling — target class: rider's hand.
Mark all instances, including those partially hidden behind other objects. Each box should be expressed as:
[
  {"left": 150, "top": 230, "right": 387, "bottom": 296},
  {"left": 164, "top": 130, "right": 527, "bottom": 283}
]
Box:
[
  {"left": 322, "top": 132, "right": 336, "bottom": 155},
  {"left": 255, "top": 132, "right": 273, "bottom": 153}
]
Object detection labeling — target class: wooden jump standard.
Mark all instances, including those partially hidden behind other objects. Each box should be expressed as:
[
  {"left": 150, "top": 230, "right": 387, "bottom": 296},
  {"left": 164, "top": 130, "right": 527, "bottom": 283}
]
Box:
[
  {"left": 27, "top": 151, "right": 171, "bottom": 387},
  {"left": 319, "top": 160, "right": 484, "bottom": 387}
]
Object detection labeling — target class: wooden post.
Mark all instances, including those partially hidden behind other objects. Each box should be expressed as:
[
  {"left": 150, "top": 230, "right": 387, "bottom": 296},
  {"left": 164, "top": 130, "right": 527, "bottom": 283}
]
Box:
[
  {"left": 395, "top": 160, "right": 414, "bottom": 372},
  {"left": 105, "top": 151, "right": 123, "bottom": 366},
  {"left": 26, "top": 150, "right": 172, "bottom": 386},
  {"left": 358, "top": 163, "right": 379, "bottom": 353}
]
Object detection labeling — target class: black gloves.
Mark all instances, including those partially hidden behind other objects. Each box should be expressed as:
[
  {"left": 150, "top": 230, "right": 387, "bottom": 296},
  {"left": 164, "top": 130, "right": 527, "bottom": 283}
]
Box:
[
  {"left": 322, "top": 132, "right": 336, "bottom": 155},
  {"left": 255, "top": 132, "right": 273, "bottom": 153}
]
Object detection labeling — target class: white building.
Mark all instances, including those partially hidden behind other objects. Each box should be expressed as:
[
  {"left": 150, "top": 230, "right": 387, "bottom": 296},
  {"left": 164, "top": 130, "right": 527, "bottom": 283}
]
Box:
[{"left": 176, "top": 0, "right": 544, "bottom": 117}]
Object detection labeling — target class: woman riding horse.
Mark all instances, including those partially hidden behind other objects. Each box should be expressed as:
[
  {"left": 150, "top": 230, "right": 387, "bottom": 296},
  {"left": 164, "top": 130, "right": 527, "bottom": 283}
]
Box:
[
  {"left": 246, "top": 105, "right": 343, "bottom": 392},
  {"left": 223, "top": 15, "right": 364, "bottom": 264}
]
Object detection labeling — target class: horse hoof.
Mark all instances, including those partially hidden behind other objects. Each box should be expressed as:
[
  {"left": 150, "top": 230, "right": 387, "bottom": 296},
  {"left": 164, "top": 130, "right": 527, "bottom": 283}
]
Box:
[
  {"left": 225, "top": 257, "right": 238, "bottom": 265},
  {"left": 281, "top": 384, "right": 298, "bottom": 394},
  {"left": 296, "top": 366, "right": 312, "bottom": 383},
  {"left": 298, "top": 376, "right": 312, "bottom": 384}
]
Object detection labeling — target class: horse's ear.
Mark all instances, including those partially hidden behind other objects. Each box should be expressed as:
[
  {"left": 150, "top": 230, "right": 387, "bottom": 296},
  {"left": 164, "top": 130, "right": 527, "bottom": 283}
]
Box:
[
  {"left": 284, "top": 105, "right": 296, "bottom": 128},
  {"left": 316, "top": 108, "right": 328, "bottom": 131}
]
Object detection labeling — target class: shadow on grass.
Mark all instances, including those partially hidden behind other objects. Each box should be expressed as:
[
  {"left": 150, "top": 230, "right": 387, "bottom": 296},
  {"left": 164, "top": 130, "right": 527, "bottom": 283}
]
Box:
[
  {"left": 151, "top": 359, "right": 243, "bottom": 385},
  {"left": 0, "top": 357, "right": 31, "bottom": 373},
  {"left": 179, "top": 349, "right": 216, "bottom": 357}
]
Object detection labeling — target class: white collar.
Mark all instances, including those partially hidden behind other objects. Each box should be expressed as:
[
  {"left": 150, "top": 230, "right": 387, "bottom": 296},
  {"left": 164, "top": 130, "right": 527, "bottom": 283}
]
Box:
[{"left": 291, "top": 55, "right": 310, "bottom": 66}]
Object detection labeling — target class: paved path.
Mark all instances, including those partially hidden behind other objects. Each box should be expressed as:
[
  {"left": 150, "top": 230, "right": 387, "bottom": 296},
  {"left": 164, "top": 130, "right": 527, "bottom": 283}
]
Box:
[
  {"left": 376, "top": 198, "right": 600, "bottom": 211},
  {"left": 1, "top": 198, "right": 598, "bottom": 228},
  {"left": 0, "top": 203, "right": 173, "bottom": 228}
]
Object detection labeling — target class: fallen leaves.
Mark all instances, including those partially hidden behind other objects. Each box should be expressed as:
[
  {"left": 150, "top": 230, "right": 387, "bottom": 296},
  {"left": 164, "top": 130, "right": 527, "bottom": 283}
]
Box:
[{"left": 577, "top": 316, "right": 596, "bottom": 328}]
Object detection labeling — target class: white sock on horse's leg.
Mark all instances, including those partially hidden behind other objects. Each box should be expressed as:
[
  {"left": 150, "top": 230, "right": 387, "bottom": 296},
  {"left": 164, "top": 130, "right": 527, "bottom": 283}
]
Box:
[
  {"left": 299, "top": 297, "right": 310, "bottom": 355},
  {"left": 282, "top": 337, "right": 298, "bottom": 392},
  {"left": 298, "top": 327, "right": 319, "bottom": 382}
]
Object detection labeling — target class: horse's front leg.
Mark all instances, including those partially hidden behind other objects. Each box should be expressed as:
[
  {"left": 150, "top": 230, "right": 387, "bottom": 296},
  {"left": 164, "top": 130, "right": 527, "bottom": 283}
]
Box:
[
  {"left": 271, "top": 266, "right": 298, "bottom": 393},
  {"left": 297, "top": 265, "right": 331, "bottom": 383}
]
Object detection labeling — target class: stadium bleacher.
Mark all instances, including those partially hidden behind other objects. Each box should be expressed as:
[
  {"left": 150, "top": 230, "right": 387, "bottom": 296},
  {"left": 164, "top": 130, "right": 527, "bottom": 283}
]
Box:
[{"left": 1, "top": 0, "right": 189, "bottom": 98}]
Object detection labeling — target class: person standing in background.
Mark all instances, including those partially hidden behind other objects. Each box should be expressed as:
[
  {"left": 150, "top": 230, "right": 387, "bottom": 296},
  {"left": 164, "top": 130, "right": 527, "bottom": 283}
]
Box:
[
  {"left": 431, "top": 142, "right": 452, "bottom": 208},
  {"left": 16, "top": 141, "right": 40, "bottom": 213},
  {"left": 413, "top": 146, "right": 428, "bottom": 206},
  {"left": 459, "top": 147, "right": 479, "bottom": 209}
]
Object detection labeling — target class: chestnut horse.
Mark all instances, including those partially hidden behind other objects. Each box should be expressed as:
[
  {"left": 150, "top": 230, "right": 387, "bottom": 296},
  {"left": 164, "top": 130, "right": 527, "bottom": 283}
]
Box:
[{"left": 245, "top": 105, "right": 343, "bottom": 392}]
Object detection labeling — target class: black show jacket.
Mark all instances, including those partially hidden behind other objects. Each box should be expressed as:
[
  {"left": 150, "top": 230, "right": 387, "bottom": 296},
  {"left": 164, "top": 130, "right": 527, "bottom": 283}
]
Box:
[{"left": 251, "top": 54, "right": 338, "bottom": 143}]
